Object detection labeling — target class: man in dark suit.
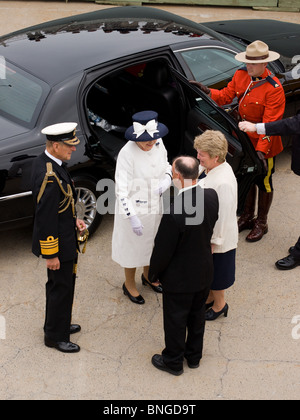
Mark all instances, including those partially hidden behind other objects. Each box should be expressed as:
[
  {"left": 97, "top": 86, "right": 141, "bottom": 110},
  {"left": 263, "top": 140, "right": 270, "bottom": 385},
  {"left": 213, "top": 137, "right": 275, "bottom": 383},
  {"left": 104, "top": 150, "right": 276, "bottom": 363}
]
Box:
[
  {"left": 149, "top": 156, "right": 219, "bottom": 375},
  {"left": 31, "top": 123, "right": 86, "bottom": 353},
  {"left": 239, "top": 115, "right": 300, "bottom": 270}
]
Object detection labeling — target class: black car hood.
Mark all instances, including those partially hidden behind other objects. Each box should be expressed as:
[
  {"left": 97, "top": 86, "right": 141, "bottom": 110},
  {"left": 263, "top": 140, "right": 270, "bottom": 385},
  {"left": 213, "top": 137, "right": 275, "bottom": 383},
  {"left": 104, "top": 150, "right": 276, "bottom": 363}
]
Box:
[
  {"left": 0, "top": 115, "right": 30, "bottom": 141},
  {"left": 202, "top": 20, "right": 300, "bottom": 69}
]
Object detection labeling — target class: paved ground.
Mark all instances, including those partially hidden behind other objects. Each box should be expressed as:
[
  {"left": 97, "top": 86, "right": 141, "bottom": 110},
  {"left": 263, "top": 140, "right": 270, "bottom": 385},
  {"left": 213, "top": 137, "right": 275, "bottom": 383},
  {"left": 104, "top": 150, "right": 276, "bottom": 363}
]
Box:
[
  {"left": 0, "top": 1, "right": 299, "bottom": 401},
  {"left": 1, "top": 0, "right": 300, "bottom": 35}
]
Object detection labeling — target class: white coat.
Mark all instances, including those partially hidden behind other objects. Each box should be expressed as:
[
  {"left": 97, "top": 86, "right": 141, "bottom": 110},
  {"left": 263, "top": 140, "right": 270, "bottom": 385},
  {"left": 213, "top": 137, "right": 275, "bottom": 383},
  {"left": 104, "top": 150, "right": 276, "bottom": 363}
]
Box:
[
  {"left": 112, "top": 140, "right": 172, "bottom": 268},
  {"left": 198, "top": 161, "right": 238, "bottom": 254}
]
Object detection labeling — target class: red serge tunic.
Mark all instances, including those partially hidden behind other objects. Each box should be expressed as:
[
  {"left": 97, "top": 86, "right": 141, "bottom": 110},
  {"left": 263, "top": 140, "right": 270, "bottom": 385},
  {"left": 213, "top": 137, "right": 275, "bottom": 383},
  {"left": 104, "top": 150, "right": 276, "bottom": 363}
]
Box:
[{"left": 210, "top": 68, "right": 286, "bottom": 158}]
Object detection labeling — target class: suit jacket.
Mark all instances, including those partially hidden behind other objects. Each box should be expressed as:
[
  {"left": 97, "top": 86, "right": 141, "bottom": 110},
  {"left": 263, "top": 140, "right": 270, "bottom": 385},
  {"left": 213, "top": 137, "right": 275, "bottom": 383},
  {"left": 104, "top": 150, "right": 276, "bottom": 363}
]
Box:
[
  {"left": 148, "top": 185, "right": 219, "bottom": 294},
  {"left": 266, "top": 114, "right": 300, "bottom": 176},
  {"left": 211, "top": 68, "right": 285, "bottom": 158},
  {"left": 31, "top": 152, "right": 78, "bottom": 262}
]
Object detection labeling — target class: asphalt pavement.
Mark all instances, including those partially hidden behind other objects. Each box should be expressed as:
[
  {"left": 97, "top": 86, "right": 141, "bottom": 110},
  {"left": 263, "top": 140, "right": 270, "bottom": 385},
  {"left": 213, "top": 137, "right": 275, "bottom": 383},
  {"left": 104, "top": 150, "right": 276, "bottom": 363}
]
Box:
[{"left": 0, "top": 1, "right": 299, "bottom": 401}]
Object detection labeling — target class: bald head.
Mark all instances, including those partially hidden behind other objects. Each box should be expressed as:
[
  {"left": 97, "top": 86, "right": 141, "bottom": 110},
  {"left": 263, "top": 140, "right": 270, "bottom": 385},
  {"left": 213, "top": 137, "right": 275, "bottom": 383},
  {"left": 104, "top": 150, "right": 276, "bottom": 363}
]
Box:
[
  {"left": 173, "top": 156, "right": 199, "bottom": 180},
  {"left": 172, "top": 156, "right": 200, "bottom": 190}
]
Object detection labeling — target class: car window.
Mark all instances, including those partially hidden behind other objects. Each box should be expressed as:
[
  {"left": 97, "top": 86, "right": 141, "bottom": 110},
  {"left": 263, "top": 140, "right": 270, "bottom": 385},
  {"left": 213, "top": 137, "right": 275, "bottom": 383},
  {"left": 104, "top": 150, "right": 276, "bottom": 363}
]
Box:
[
  {"left": 0, "top": 59, "right": 49, "bottom": 128},
  {"left": 178, "top": 47, "right": 243, "bottom": 86},
  {"left": 195, "top": 95, "right": 242, "bottom": 154}
]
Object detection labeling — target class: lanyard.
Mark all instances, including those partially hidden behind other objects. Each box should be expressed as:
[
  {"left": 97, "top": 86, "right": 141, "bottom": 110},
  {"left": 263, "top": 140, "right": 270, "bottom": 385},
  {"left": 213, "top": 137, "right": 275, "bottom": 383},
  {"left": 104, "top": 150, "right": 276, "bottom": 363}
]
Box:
[{"left": 238, "top": 69, "right": 271, "bottom": 110}]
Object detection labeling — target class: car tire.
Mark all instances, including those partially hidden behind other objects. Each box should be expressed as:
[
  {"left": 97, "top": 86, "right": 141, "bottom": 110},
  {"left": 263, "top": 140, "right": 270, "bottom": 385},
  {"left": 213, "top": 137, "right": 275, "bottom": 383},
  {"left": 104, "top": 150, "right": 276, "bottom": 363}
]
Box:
[{"left": 73, "top": 175, "right": 102, "bottom": 236}]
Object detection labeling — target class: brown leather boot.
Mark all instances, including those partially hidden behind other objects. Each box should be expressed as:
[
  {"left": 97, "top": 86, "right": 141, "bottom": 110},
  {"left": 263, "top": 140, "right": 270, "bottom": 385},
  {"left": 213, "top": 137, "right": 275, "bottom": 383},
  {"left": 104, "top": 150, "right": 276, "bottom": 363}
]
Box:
[
  {"left": 238, "top": 184, "right": 257, "bottom": 233},
  {"left": 246, "top": 191, "right": 274, "bottom": 242}
]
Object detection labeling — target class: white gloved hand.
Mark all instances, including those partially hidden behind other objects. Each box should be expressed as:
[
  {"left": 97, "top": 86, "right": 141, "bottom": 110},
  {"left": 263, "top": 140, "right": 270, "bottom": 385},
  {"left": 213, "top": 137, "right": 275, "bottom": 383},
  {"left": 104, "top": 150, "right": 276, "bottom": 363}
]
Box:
[
  {"left": 129, "top": 215, "right": 144, "bottom": 236},
  {"left": 154, "top": 174, "right": 172, "bottom": 195}
]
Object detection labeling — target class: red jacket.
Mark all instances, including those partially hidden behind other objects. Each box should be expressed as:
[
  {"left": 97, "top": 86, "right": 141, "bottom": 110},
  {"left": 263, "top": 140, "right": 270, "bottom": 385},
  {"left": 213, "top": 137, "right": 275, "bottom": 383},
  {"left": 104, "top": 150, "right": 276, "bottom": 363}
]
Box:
[{"left": 211, "top": 68, "right": 286, "bottom": 158}]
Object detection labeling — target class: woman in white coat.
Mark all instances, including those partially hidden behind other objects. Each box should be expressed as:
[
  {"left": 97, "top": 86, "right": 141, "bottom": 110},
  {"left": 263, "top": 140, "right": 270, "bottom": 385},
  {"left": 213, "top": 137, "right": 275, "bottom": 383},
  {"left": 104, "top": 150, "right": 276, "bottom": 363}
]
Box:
[
  {"left": 112, "top": 111, "right": 172, "bottom": 304},
  {"left": 194, "top": 131, "right": 238, "bottom": 320}
]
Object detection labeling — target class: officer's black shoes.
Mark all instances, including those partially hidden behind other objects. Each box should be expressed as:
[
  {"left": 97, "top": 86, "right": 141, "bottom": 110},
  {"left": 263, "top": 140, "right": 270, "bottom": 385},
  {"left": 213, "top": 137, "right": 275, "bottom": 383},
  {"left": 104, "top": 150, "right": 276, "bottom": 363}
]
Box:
[
  {"left": 44, "top": 336, "right": 80, "bottom": 353},
  {"left": 151, "top": 354, "right": 183, "bottom": 376},
  {"left": 70, "top": 324, "right": 81, "bottom": 334},
  {"left": 275, "top": 255, "right": 300, "bottom": 271}
]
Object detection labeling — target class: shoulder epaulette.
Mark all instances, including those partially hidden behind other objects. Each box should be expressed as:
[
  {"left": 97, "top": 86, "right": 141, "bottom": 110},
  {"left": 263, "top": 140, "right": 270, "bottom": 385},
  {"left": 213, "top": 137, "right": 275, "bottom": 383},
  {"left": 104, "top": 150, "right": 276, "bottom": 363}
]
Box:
[
  {"left": 266, "top": 75, "right": 281, "bottom": 88},
  {"left": 37, "top": 162, "right": 55, "bottom": 204}
]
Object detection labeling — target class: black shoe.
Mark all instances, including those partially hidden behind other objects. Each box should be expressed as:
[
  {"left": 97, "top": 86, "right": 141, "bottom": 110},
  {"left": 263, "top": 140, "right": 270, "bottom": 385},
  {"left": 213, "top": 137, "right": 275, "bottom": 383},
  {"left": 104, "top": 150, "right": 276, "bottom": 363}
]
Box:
[
  {"left": 275, "top": 255, "right": 300, "bottom": 271},
  {"left": 186, "top": 360, "right": 200, "bottom": 369},
  {"left": 44, "top": 336, "right": 80, "bottom": 353},
  {"left": 205, "top": 303, "right": 229, "bottom": 321},
  {"left": 205, "top": 301, "right": 214, "bottom": 311},
  {"left": 70, "top": 324, "right": 81, "bottom": 335},
  {"left": 122, "top": 283, "right": 145, "bottom": 305},
  {"left": 141, "top": 274, "right": 162, "bottom": 293},
  {"left": 151, "top": 354, "right": 183, "bottom": 376}
]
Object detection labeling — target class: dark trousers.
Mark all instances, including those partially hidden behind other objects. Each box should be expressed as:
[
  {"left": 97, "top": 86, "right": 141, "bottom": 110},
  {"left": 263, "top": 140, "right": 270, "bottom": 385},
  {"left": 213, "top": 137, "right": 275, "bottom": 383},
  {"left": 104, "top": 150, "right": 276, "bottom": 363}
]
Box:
[
  {"left": 162, "top": 288, "right": 209, "bottom": 371},
  {"left": 255, "top": 157, "right": 275, "bottom": 193},
  {"left": 291, "top": 237, "right": 300, "bottom": 260},
  {"left": 44, "top": 259, "right": 76, "bottom": 342}
]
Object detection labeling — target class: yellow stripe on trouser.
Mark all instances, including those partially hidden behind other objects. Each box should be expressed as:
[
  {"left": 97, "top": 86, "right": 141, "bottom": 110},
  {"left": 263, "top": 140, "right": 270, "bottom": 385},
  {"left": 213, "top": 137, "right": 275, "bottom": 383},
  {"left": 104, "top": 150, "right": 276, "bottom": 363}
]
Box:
[{"left": 263, "top": 158, "right": 274, "bottom": 194}]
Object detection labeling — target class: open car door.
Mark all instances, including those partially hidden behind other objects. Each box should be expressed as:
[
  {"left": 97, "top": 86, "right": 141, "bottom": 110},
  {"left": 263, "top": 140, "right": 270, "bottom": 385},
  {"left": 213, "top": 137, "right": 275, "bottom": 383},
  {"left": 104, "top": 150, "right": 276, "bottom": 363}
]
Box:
[{"left": 170, "top": 68, "right": 263, "bottom": 214}]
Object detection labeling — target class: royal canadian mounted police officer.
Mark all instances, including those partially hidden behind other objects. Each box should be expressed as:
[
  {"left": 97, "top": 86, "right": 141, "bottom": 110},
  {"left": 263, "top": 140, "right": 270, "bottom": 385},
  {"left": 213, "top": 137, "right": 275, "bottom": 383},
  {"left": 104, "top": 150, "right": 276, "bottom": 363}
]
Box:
[
  {"left": 191, "top": 40, "right": 286, "bottom": 242},
  {"left": 31, "top": 123, "right": 86, "bottom": 353}
]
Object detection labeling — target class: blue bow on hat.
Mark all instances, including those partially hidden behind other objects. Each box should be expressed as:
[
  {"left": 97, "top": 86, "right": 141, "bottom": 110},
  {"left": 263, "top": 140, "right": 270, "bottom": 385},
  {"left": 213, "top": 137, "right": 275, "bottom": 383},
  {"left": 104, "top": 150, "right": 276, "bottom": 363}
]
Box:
[{"left": 125, "top": 110, "right": 169, "bottom": 142}]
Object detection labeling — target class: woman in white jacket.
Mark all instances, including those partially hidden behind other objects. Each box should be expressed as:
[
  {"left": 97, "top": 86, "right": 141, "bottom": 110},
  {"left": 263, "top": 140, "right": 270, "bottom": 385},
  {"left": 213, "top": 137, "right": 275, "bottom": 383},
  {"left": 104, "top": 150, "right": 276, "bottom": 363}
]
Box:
[
  {"left": 194, "top": 131, "right": 238, "bottom": 320},
  {"left": 112, "top": 111, "right": 172, "bottom": 304}
]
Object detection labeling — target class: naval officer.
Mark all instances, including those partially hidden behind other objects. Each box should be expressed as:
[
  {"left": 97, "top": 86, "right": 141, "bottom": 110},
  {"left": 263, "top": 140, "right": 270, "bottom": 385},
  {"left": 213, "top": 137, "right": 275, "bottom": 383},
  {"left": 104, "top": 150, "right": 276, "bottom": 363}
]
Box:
[{"left": 31, "top": 122, "right": 86, "bottom": 353}]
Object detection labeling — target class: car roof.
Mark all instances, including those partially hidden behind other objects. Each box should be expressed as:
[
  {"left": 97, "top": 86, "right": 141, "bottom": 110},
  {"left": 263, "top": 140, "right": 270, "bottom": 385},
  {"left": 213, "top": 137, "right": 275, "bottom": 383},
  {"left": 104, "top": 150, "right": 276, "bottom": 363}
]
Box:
[
  {"left": 203, "top": 19, "right": 300, "bottom": 65},
  {"left": 0, "top": 6, "right": 239, "bottom": 86}
]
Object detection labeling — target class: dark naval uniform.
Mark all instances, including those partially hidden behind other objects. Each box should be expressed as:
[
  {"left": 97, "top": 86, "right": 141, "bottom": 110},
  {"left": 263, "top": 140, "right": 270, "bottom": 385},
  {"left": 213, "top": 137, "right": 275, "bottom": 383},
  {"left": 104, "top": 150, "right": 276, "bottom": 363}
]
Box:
[
  {"left": 32, "top": 153, "right": 78, "bottom": 263},
  {"left": 31, "top": 123, "right": 81, "bottom": 351}
]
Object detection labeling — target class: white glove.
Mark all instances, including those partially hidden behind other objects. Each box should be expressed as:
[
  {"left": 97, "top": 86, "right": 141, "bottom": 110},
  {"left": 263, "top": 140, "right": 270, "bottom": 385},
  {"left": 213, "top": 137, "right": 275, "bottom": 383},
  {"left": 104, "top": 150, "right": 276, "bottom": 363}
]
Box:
[
  {"left": 154, "top": 174, "right": 172, "bottom": 195},
  {"left": 129, "top": 215, "right": 144, "bottom": 236}
]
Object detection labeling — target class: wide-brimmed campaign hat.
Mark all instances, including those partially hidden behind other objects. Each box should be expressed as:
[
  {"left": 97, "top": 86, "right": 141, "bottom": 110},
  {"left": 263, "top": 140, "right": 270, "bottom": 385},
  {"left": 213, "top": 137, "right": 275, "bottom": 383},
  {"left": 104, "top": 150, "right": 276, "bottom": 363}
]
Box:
[
  {"left": 235, "top": 40, "right": 280, "bottom": 64},
  {"left": 125, "top": 110, "right": 169, "bottom": 142},
  {"left": 41, "top": 122, "right": 80, "bottom": 146}
]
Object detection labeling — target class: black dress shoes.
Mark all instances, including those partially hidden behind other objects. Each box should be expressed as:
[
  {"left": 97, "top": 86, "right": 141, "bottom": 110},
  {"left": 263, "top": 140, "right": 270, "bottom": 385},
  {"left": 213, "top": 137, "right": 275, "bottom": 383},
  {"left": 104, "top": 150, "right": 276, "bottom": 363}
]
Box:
[
  {"left": 185, "top": 358, "right": 200, "bottom": 369},
  {"left": 151, "top": 354, "right": 183, "bottom": 376},
  {"left": 205, "top": 303, "right": 229, "bottom": 321},
  {"left": 122, "top": 283, "right": 145, "bottom": 304},
  {"left": 275, "top": 255, "right": 300, "bottom": 270},
  {"left": 44, "top": 336, "right": 80, "bottom": 353},
  {"left": 70, "top": 324, "right": 81, "bottom": 334},
  {"left": 141, "top": 274, "right": 162, "bottom": 293}
]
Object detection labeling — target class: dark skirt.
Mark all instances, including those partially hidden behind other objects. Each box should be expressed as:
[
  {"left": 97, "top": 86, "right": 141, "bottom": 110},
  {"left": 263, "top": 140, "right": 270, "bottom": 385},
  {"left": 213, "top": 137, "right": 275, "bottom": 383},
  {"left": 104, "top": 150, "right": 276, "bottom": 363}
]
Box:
[{"left": 211, "top": 249, "right": 236, "bottom": 291}]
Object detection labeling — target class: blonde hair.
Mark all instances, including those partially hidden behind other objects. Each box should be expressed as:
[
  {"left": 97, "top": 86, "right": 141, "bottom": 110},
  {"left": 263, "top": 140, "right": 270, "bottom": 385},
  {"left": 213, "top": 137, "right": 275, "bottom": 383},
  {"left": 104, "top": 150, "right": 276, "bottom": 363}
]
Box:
[{"left": 194, "top": 130, "right": 228, "bottom": 163}]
